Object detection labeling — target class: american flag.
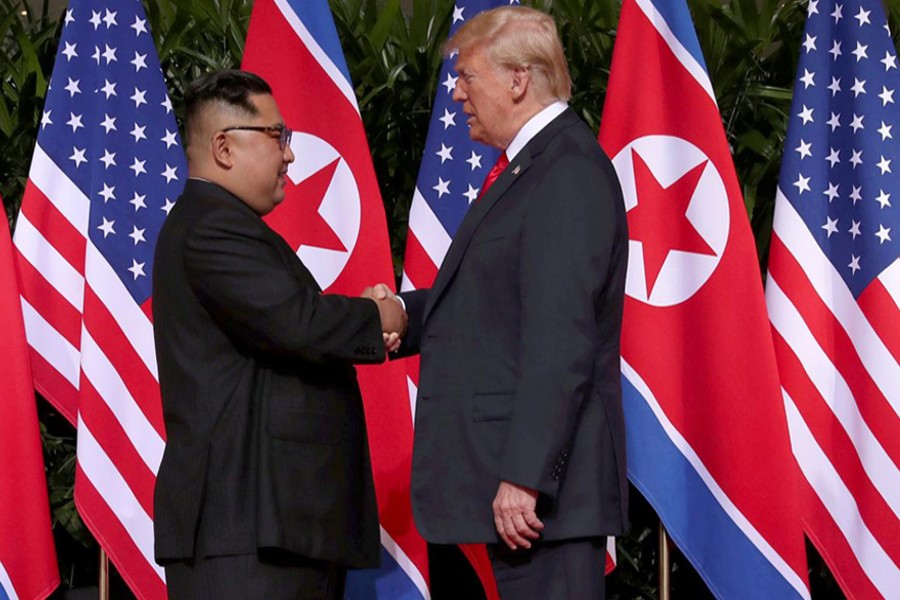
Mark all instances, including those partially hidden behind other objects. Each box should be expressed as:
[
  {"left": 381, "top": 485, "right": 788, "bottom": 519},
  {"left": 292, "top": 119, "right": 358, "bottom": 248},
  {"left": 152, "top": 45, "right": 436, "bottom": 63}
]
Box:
[
  {"left": 767, "top": 0, "right": 900, "bottom": 596},
  {"left": 600, "top": 0, "right": 810, "bottom": 597},
  {"left": 13, "top": 0, "right": 186, "bottom": 597}
]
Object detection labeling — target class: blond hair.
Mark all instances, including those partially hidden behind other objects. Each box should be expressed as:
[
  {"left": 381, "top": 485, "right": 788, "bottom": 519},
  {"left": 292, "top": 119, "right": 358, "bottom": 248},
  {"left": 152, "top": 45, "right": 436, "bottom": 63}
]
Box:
[{"left": 444, "top": 6, "right": 572, "bottom": 102}]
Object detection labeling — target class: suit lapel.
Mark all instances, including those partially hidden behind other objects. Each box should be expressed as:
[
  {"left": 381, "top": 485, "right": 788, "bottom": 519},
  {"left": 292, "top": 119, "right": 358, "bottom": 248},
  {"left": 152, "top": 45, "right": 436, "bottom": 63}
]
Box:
[{"left": 424, "top": 108, "right": 581, "bottom": 322}]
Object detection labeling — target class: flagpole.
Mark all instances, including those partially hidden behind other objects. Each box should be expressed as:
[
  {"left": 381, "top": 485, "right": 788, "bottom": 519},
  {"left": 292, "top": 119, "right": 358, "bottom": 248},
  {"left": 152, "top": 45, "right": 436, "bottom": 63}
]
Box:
[
  {"left": 659, "top": 521, "right": 671, "bottom": 600},
  {"left": 99, "top": 548, "right": 109, "bottom": 600}
]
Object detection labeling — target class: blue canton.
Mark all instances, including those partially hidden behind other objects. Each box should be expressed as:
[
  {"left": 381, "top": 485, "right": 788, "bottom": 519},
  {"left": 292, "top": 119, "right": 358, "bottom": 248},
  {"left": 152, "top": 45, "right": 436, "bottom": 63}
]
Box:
[
  {"left": 39, "top": 0, "right": 186, "bottom": 304},
  {"left": 780, "top": 0, "right": 900, "bottom": 296},
  {"left": 413, "top": 0, "right": 518, "bottom": 236}
]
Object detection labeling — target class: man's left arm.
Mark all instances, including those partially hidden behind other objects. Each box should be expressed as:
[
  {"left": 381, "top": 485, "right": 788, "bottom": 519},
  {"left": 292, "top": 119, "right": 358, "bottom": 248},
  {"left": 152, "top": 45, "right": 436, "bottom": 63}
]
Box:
[{"left": 494, "top": 151, "right": 621, "bottom": 546}]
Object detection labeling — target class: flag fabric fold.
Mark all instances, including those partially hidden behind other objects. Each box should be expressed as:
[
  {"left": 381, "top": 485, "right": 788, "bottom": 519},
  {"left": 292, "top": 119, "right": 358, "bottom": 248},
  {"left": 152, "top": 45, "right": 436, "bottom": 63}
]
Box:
[
  {"left": 0, "top": 213, "right": 59, "bottom": 600},
  {"left": 241, "top": 1, "right": 428, "bottom": 598},
  {"left": 767, "top": 0, "right": 900, "bottom": 596},
  {"left": 599, "top": 0, "right": 810, "bottom": 598},
  {"left": 13, "top": 1, "right": 187, "bottom": 597}
]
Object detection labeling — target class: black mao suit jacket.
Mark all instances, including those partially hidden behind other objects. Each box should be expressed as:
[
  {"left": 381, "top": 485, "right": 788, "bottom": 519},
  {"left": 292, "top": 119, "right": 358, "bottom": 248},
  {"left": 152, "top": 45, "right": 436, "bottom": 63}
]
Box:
[
  {"left": 401, "top": 108, "right": 629, "bottom": 543},
  {"left": 152, "top": 179, "right": 383, "bottom": 568}
]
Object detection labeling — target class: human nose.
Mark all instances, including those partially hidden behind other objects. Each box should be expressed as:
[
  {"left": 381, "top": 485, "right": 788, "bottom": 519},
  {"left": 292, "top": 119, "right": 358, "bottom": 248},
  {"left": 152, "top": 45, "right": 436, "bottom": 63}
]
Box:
[
  {"left": 284, "top": 142, "right": 295, "bottom": 164},
  {"left": 452, "top": 80, "right": 466, "bottom": 102}
]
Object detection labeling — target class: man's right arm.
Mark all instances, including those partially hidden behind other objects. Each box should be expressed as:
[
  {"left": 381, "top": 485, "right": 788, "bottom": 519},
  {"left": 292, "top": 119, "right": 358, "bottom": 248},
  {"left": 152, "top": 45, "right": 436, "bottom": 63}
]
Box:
[{"left": 184, "top": 208, "right": 386, "bottom": 365}]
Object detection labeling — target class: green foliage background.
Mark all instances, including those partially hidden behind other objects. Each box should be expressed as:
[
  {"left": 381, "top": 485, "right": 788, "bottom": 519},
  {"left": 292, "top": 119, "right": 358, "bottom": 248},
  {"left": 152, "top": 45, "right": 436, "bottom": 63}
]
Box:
[{"left": 4, "top": 0, "right": 899, "bottom": 596}]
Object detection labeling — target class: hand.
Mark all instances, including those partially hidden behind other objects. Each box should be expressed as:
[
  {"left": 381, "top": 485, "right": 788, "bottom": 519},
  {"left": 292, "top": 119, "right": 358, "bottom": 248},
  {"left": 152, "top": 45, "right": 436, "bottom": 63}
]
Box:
[
  {"left": 362, "top": 284, "right": 407, "bottom": 340},
  {"left": 492, "top": 481, "right": 544, "bottom": 550},
  {"left": 383, "top": 331, "right": 401, "bottom": 353},
  {"left": 361, "top": 283, "right": 395, "bottom": 302}
]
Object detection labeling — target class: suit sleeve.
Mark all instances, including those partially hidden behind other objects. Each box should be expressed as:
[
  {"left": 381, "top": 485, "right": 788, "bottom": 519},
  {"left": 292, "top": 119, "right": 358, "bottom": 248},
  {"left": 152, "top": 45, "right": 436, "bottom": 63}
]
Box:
[
  {"left": 394, "top": 289, "right": 429, "bottom": 357},
  {"left": 183, "top": 207, "right": 385, "bottom": 365},
  {"left": 499, "top": 150, "right": 622, "bottom": 498}
]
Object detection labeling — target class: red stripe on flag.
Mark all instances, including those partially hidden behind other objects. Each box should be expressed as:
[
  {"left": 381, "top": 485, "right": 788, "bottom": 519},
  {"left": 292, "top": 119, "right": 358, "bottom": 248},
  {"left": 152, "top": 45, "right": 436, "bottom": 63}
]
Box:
[
  {"left": 74, "top": 466, "right": 166, "bottom": 600},
  {"left": 605, "top": 546, "right": 616, "bottom": 575},
  {"left": 402, "top": 230, "right": 439, "bottom": 291},
  {"left": 78, "top": 377, "right": 157, "bottom": 519},
  {"left": 20, "top": 180, "right": 87, "bottom": 273},
  {"left": 459, "top": 544, "right": 499, "bottom": 600},
  {"left": 404, "top": 355, "right": 420, "bottom": 390},
  {"left": 799, "top": 477, "right": 884, "bottom": 600},
  {"left": 141, "top": 297, "right": 154, "bottom": 324},
  {"left": 857, "top": 278, "right": 900, "bottom": 364},
  {"left": 83, "top": 288, "right": 165, "bottom": 437},
  {"left": 768, "top": 236, "right": 899, "bottom": 463},
  {"left": 28, "top": 346, "right": 79, "bottom": 425},
  {"left": 16, "top": 252, "right": 83, "bottom": 348},
  {"left": 771, "top": 329, "right": 900, "bottom": 566}
]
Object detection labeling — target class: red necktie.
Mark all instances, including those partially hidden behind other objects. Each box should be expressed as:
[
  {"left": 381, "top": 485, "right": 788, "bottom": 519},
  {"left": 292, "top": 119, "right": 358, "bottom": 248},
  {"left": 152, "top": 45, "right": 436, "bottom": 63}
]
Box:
[{"left": 478, "top": 152, "right": 509, "bottom": 199}]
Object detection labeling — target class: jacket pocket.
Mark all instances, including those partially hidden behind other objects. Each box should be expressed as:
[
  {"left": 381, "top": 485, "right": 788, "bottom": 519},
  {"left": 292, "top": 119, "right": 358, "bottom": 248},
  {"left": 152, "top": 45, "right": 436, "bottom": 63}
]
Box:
[
  {"left": 470, "top": 233, "right": 509, "bottom": 247},
  {"left": 472, "top": 392, "right": 514, "bottom": 422}
]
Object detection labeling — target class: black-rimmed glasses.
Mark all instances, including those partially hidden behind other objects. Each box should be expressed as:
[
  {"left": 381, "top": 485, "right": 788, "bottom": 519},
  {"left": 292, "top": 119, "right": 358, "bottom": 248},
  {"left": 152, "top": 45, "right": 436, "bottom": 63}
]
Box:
[{"left": 221, "top": 124, "right": 293, "bottom": 150}]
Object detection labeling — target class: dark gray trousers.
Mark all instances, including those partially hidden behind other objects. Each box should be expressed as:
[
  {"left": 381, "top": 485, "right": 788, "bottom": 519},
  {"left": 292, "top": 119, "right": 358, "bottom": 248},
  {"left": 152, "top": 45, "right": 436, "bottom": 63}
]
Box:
[
  {"left": 164, "top": 550, "right": 346, "bottom": 600},
  {"left": 487, "top": 537, "right": 607, "bottom": 600}
]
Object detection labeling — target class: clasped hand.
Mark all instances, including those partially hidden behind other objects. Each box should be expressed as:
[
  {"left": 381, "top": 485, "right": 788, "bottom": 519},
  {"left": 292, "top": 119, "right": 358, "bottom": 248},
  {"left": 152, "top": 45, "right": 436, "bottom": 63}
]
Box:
[
  {"left": 361, "top": 283, "right": 406, "bottom": 354},
  {"left": 493, "top": 481, "right": 544, "bottom": 550}
]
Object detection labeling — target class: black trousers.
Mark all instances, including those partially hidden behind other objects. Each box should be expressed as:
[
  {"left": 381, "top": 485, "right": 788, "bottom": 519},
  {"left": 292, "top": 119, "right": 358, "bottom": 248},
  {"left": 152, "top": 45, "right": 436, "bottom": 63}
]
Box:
[
  {"left": 164, "top": 550, "right": 346, "bottom": 600},
  {"left": 487, "top": 537, "right": 607, "bottom": 600}
]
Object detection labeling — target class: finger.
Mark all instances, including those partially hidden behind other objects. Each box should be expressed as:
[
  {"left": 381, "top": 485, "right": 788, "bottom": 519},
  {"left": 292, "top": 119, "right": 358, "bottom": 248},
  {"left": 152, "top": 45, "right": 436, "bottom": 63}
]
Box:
[
  {"left": 373, "top": 283, "right": 391, "bottom": 300},
  {"left": 502, "top": 513, "right": 528, "bottom": 549},
  {"left": 511, "top": 513, "right": 539, "bottom": 544},
  {"left": 522, "top": 510, "right": 545, "bottom": 531},
  {"left": 494, "top": 512, "right": 514, "bottom": 550},
  {"left": 385, "top": 333, "right": 401, "bottom": 352}
]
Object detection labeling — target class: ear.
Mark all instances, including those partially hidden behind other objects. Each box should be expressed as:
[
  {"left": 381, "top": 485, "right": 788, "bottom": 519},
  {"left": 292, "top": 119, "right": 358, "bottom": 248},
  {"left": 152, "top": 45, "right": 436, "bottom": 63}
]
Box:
[
  {"left": 510, "top": 66, "right": 531, "bottom": 101},
  {"left": 210, "top": 131, "right": 235, "bottom": 169}
]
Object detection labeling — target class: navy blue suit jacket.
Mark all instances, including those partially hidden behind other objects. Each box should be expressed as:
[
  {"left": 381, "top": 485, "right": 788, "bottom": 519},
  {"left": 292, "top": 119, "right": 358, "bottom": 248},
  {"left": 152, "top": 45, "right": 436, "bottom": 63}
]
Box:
[{"left": 400, "top": 109, "right": 629, "bottom": 543}]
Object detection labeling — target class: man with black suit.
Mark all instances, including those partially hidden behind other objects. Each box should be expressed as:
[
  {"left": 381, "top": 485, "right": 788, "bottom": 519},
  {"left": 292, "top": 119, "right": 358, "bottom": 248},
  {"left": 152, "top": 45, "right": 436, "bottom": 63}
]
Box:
[
  {"left": 151, "top": 70, "right": 406, "bottom": 599},
  {"left": 377, "top": 7, "right": 629, "bottom": 598}
]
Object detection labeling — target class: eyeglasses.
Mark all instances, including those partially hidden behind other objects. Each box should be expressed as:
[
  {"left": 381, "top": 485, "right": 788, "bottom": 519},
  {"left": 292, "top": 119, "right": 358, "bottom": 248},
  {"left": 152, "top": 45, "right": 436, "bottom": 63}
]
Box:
[{"left": 221, "top": 124, "right": 293, "bottom": 150}]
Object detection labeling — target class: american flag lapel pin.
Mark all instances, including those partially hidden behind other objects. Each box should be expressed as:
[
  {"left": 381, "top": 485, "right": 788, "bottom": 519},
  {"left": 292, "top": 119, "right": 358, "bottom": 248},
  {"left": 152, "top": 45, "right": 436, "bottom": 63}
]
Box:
[{"left": 512, "top": 165, "right": 521, "bottom": 175}]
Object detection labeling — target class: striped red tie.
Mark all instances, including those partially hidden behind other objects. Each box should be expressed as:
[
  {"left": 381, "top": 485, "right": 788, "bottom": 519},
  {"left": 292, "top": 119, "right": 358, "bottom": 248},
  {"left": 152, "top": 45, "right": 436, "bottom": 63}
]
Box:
[{"left": 478, "top": 152, "right": 509, "bottom": 199}]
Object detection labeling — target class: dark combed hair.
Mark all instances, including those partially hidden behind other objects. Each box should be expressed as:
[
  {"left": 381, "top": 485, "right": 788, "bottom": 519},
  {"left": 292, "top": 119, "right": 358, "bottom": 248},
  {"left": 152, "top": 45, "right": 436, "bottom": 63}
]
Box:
[{"left": 184, "top": 70, "right": 272, "bottom": 129}]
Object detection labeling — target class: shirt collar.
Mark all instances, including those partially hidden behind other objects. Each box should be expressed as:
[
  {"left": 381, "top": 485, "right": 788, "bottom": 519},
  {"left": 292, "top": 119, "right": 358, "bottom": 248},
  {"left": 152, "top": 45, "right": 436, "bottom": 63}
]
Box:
[{"left": 505, "top": 101, "right": 568, "bottom": 161}]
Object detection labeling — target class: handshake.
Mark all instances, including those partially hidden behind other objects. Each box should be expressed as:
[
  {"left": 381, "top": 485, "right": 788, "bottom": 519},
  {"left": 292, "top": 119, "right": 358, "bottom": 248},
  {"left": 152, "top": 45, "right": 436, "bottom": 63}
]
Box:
[{"left": 361, "top": 283, "right": 406, "bottom": 354}]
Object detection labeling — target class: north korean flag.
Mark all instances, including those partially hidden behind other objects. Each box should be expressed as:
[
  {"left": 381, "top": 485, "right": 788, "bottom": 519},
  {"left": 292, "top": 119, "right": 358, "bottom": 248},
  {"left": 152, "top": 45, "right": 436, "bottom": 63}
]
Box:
[
  {"left": 598, "top": 0, "right": 810, "bottom": 597},
  {"left": 243, "top": 1, "right": 428, "bottom": 598}
]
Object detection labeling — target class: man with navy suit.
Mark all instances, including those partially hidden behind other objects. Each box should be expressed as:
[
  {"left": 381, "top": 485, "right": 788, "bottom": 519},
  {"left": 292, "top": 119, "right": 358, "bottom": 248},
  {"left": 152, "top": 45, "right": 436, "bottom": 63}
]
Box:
[{"left": 378, "top": 7, "right": 630, "bottom": 598}]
